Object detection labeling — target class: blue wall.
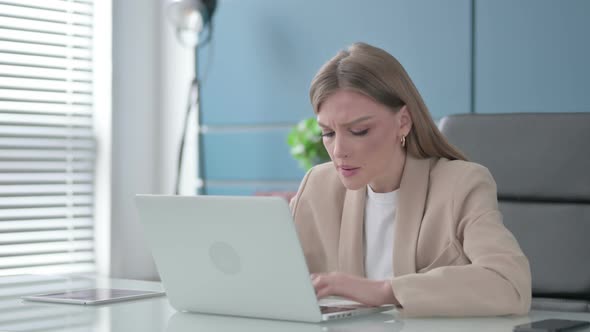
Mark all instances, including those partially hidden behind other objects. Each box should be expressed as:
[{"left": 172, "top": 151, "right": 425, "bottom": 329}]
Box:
[
  {"left": 197, "top": 0, "right": 589, "bottom": 195},
  {"left": 475, "top": 0, "right": 590, "bottom": 114}
]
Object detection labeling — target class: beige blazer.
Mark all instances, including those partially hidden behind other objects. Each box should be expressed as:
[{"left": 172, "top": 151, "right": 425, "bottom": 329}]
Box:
[{"left": 289, "top": 155, "right": 532, "bottom": 317}]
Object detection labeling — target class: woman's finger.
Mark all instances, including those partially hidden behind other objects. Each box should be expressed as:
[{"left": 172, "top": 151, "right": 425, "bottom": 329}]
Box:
[
  {"left": 312, "top": 275, "right": 325, "bottom": 290},
  {"left": 316, "top": 287, "right": 330, "bottom": 299},
  {"left": 312, "top": 274, "right": 331, "bottom": 296},
  {"left": 315, "top": 281, "right": 332, "bottom": 298}
]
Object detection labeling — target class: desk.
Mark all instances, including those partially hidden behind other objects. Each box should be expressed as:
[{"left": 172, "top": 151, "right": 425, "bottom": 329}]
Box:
[{"left": 1, "top": 274, "right": 589, "bottom": 332}]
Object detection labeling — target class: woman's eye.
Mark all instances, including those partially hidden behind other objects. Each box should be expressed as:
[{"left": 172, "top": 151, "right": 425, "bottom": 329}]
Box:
[
  {"left": 351, "top": 129, "right": 369, "bottom": 136},
  {"left": 321, "top": 132, "right": 335, "bottom": 138}
]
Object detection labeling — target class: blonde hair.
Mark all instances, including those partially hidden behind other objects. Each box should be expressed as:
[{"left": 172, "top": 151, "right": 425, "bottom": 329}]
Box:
[{"left": 310, "top": 42, "right": 467, "bottom": 161}]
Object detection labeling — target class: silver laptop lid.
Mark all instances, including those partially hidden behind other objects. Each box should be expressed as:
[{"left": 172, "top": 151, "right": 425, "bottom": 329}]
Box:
[{"left": 135, "top": 195, "right": 322, "bottom": 322}]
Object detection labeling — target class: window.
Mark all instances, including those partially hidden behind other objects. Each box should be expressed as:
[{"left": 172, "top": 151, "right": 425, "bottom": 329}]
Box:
[{"left": 0, "top": 0, "right": 100, "bottom": 275}]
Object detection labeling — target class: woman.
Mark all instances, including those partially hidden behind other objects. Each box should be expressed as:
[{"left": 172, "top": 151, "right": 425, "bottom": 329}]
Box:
[{"left": 289, "top": 42, "right": 531, "bottom": 317}]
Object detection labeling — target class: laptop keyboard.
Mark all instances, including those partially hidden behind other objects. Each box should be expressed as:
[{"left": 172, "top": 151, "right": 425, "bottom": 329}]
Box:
[{"left": 320, "top": 305, "right": 366, "bottom": 314}]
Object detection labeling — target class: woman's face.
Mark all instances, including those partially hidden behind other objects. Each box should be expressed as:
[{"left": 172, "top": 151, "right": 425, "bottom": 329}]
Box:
[{"left": 317, "top": 89, "right": 411, "bottom": 192}]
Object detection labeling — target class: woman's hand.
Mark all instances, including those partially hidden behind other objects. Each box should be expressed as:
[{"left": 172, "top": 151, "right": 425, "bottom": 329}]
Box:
[{"left": 311, "top": 272, "right": 401, "bottom": 307}]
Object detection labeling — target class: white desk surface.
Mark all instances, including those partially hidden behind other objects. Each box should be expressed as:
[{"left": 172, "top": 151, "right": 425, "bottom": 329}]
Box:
[{"left": 1, "top": 274, "right": 589, "bottom": 332}]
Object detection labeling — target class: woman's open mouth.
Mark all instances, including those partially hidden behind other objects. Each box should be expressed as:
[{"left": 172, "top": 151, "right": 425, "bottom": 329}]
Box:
[{"left": 339, "top": 166, "right": 360, "bottom": 177}]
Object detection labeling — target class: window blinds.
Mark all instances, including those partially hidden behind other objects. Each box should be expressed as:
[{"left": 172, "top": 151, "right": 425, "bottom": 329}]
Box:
[{"left": 0, "top": 0, "right": 96, "bottom": 276}]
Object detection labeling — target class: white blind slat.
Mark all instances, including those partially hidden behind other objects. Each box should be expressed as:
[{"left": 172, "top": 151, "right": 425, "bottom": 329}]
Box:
[
  {"left": 0, "top": 77, "right": 91, "bottom": 93},
  {"left": 0, "top": 262, "right": 95, "bottom": 277},
  {"left": 0, "top": 16, "right": 92, "bottom": 37},
  {"left": 0, "top": 65, "right": 92, "bottom": 82},
  {"left": 0, "top": 217, "right": 92, "bottom": 231},
  {"left": 0, "top": 149, "right": 95, "bottom": 161},
  {"left": 0, "top": 274, "right": 68, "bottom": 285},
  {"left": 0, "top": 274, "right": 94, "bottom": 291},
  {"left": 0, "top": 206, "right": 93, "bottom": 220},
  {"left": 0, "top": 4, "right": 92, "bottom": 25},
  {"left": 0, "top": 125, "right": 93, "bottom": 138},
  {"left": 0, "top": 89, "right": 92, "bottom": 104},
  {"left": 0, "top": 77, "right": 92, "bottom": 93},
  {"left": 0, "top": 173, "right": 93, "bottom": 184},
  {"left": 0, "top": 137, "right": 95, "bottom": 149},
  {"left": 0, "top": 0, "right": 93, "bottom": 15},
  {"left": 0, "top": 251, "right": 94, "bottom": 269},
  {"left": 0, "top": 240, "right": 93, "bottom": 257},
  {"left": 0, "top": 229, "right": 93, "bottom": 243},
  {"left": 0, "top": 101, "right": 91, "bottom": 115},
  {"left": 0, "top": 27, "right": 91, "bottom": 48},
  {"left": 0, "top": 113, "right": 93, "bottom": 127},
  {"left": 0, "top": 184, "right": 92, "bottom": 195},
  {"left": 0, "top": 40, "right": 91, "bottom": 59},
  {"left": 0, "top": 161, "right": 94, "bottom": 172},
  {"left": 0, "top": 53, "right": 91, "bottom": 70}
]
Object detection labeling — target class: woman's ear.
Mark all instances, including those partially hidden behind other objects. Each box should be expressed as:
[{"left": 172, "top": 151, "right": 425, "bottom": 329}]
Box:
[{"left": 398, "top": 105, "right": 413, "bottom": 135}]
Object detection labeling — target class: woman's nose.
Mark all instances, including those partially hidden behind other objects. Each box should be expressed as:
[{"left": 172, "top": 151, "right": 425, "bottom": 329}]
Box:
[{"left": 332, "top": 136, "right": 349, "bottom": 159}]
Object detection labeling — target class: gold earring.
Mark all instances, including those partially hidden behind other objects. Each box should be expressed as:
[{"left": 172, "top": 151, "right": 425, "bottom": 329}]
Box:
[{"left": 401, "top": 135, "right": 406, "bottom": 147}]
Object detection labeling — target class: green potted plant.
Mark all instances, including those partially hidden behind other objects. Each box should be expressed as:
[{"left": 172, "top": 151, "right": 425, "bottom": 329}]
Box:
[
  {"left": 256, "top": 118, "right": 328, "bottom": 202},
  {"left": 287, "top": 117, "right": 330, "bottom": 170}
]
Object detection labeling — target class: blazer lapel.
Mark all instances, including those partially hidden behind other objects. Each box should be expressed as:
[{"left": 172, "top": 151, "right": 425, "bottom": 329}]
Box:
[
  {"left": 393, "top": 155, "right": 431, "bottom": 276},
  {"left": 338, "top": 186, "right": 367, "bottom": 277}
]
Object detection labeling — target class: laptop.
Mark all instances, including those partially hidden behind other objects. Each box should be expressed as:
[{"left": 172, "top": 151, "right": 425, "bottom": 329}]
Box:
[{"left": 135, "top": 195, "right": 395, "bottom": 322}]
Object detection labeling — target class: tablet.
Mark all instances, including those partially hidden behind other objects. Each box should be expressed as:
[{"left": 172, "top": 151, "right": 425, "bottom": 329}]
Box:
[{"left": 22, "top": 288, "right": 165, "bottom": 305}]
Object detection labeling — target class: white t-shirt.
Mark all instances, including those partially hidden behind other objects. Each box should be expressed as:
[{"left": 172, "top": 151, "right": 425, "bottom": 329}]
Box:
[{"left": 364, "top": 185, "right": 398, "bottom": 280}]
